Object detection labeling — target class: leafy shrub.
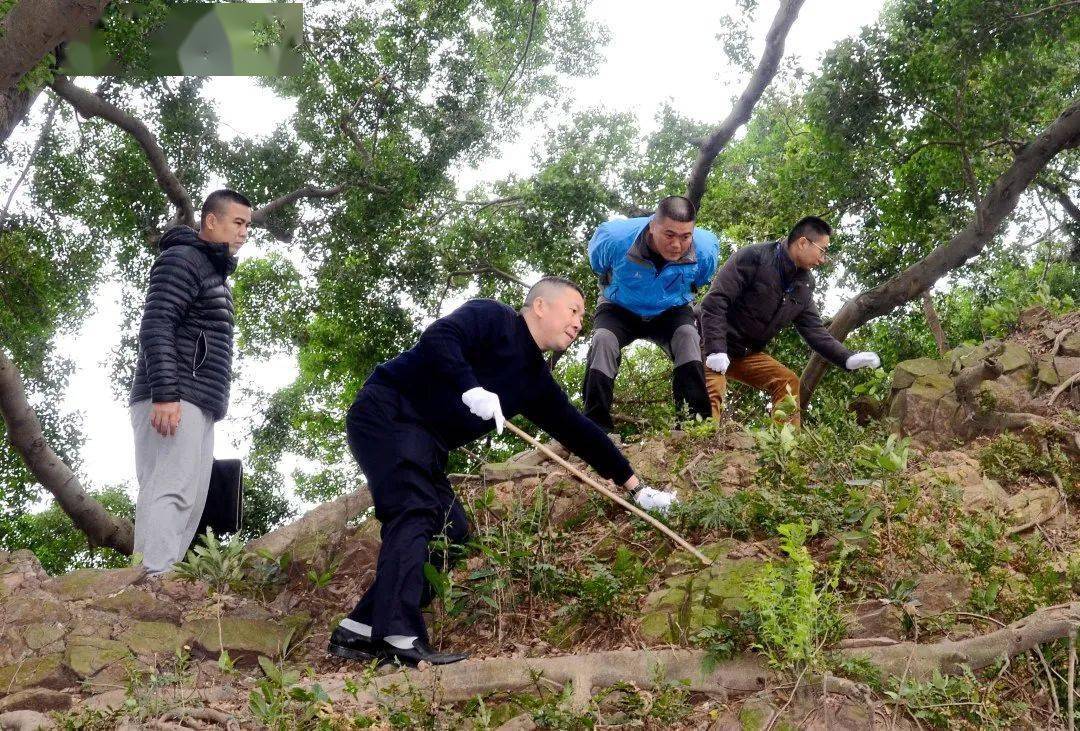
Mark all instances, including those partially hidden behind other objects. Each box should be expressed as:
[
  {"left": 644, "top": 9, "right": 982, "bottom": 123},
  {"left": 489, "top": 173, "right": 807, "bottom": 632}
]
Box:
[
  {"left": 745, "top": 522, "right": 845, "bottom": 672},
  {"left": 979, "top": 433, "right": 1077, "bottom": 492},
  {"left": 173, "top": 528, "right": 249, "bottom": 591},
  {"left": 980, "top": 281, "right": 1074, "bottom": 338},
  {"left": 249, "top": 656, "right": 331, "bottom": 729}
]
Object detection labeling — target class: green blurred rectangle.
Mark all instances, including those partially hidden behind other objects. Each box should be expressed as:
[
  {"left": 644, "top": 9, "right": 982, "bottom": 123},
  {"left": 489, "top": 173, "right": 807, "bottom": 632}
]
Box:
[{"left": 62, "top": 3, "right": 303, "bottom": 76}]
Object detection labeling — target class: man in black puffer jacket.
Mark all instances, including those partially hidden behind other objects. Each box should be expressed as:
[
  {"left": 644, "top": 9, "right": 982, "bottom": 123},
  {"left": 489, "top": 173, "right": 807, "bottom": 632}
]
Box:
[{"left": 129, "top": 189, "right": 251, "bottom": 573}]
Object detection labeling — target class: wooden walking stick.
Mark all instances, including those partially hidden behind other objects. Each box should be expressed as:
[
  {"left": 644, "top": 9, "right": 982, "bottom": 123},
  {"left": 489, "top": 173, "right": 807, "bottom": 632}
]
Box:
[{"left": 502, "top": 421, "right": 712, "bottom": 566}]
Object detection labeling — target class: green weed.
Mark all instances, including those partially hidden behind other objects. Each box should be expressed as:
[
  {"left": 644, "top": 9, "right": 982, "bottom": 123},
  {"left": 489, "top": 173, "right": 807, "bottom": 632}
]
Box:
[{"left": 745, "top": 522, "right": 845, "bottom": 673}]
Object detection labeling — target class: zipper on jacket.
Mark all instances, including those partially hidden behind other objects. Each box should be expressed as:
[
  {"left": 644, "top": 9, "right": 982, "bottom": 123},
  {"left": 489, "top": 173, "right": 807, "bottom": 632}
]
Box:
[{"left": 193, "top": 330, "right": 208, "bottom": 377}]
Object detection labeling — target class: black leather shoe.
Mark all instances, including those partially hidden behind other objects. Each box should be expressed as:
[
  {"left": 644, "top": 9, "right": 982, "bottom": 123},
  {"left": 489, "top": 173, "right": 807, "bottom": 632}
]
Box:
[
  {"left": 327, "top": 626, "right": 381, "bottom": 663},
  {"left": 381, "top": 639, "right": 468, "bottom": 667}
]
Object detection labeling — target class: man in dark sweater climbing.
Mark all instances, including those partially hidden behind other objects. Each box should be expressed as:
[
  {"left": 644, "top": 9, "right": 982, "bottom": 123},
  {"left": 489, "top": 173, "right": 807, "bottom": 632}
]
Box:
[
  {"left": 699, "top": 216, "right": 880, "bottom": 425},
  {"left": 129, "top": 189, "right": 251, "bottom": 573},
  {"left": 328, "top": 277, "right": 675, "bottom": 667}
]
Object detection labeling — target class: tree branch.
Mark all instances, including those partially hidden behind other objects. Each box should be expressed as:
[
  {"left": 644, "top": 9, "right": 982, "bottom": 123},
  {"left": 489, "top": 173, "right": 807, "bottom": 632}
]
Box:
[
  {"left": 448, "top": 195, "right": 523, "bottom": 210},
  {"left": 0, "top": 347, "right": 134, "bottom": 555},
  {"left": 799, "top": 96, "right": 1080, "bottom": 405},
  {"left": 498, "top": 0, "right": 541, "bottom": 96},
  {"left": 249, "top": 183, "right": 347, "bottom": 237},
  {"left": 897, "top": 138, "right": 964, "bottom": 166},
  {"left": 685, "top": 0, "right": 806, "bottom": 208},
  {"left": 1038, "top": 178, "right": 1080, "bottom": 227},
  {"left": 0, "top": 95, "right": 59, "bottom": 229},
  {"left": 1010, "top": 0, "right": 1080, "bottom": 21},
  {"left": 435, "top": 264, "right": 529, "bottom": 317},
  {"left": 0, "top": 0, "right": 110, "bottom": 100},
  {"left": 50, "top": 75, "right": 196, "bottom": 228},
  {"left": 430, "top": 196, "right": 524, "bottom": 228}
]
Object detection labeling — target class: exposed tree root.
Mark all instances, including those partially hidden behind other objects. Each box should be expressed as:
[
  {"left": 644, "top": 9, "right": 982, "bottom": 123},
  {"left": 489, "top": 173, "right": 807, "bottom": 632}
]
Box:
[
  {"left": 317, "top": 606, "right": 1080, "bottom": 712},
  {"left": 323, "top": 649, "right": 768, "bottom": 710},
  {"left": 161, "top": 707, "right": 235, "bottom": 725},
  {"left": 841, "top": 602, "right": 1080, "bottom": 680},
  {"left": 337, "top": 605, "right": 1080, "bottom": 711},
  {"left": 1006, "top": 496, "right": 1066, "bottom": 535},
  {"left": 246, "top": 488, "right": 372, "bottom": 560},
  {"left": 1051, "top": 327, "right": 1075, "bottom": 357},
  {"left": 951, "top": 345, "right": 1056, "bottom": 436},
  {"left": 1050, "top": 371, "right": 1080, "bottom": 405}
]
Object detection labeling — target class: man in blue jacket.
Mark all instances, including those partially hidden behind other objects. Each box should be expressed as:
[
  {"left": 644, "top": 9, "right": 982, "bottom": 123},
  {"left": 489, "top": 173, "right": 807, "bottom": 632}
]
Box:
[
  {"left": 582, "top": 196, "right": 718, "bottom": 431},
  {"left": 327, "top": 277, "right": 675, "bottom": 668}
]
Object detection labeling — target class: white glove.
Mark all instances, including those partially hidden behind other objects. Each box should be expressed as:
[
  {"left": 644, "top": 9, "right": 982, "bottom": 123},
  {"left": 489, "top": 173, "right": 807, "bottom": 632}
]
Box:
[
  {"left": 461, "top": 387, "right": 505, "bottom": 434},
  {"left": 633, "top": 485, "right": 679, "bottom": 515},
  {"left": 846, "top": 351, "right": 881, "bottom": 370},
  {"left": 705, "top": 352, "right": 730, "bottom": 374}
]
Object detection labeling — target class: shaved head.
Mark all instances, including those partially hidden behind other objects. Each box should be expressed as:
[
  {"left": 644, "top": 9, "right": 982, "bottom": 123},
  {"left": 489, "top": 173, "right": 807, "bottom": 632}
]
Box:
[
  {"left": 521, "top": 276, "right": 586, "bottom": 352},
  {"left": 521, "top": 276, "right": 584, "bottom": 312}
]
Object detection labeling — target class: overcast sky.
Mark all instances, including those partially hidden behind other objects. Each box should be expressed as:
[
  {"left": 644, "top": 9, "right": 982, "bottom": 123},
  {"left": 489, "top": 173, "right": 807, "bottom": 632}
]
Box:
[{"left": 5, "top": 0, "right": 886, "bottom": 503}]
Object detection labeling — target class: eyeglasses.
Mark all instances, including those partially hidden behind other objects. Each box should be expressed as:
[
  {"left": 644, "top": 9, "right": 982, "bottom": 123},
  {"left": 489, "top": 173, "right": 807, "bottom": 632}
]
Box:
[{"left": 802, "top": 236, "right": 828, "bottom": 259}]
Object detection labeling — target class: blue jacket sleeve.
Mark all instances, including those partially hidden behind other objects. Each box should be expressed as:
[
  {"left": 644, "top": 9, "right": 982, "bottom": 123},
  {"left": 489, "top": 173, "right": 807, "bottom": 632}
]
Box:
[
  {"left": 587, "top": 223, "right": 614, "bottom": 277},
  {"left": 411, "top": 300, "right": 504, "bottom": 396},
  {"left": 694, "top": 230, "right": 719, "bottom": 289}
]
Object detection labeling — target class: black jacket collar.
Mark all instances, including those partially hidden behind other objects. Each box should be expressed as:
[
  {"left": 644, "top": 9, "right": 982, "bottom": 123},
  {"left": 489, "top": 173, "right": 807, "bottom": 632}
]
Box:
[{"left": 159, "top": 225, "right": 238, "bottom": 276}]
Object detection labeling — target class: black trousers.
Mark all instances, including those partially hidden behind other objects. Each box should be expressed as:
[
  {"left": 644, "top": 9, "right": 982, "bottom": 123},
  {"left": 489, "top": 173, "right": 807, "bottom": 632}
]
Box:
[
  {"left": 582, "top": 302, "right": 710, "bottom": 431},
  {"left": 345, "top": 382, "right": 469, "bottom": 642}
]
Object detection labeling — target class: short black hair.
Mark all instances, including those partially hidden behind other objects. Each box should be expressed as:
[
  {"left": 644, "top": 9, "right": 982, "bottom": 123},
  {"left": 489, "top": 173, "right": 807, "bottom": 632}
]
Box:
[
  {"left": 521, "top": 275, "right": 584, "bottom": 312},
  {"left": 201, "top": 189, "right": 252, "bottom": 225},
  {"left": 655, "top": 195, "right": 697, "bottom": 223},
  {"left": 787, "top": 216, "right": 831, "bottom": 244}
]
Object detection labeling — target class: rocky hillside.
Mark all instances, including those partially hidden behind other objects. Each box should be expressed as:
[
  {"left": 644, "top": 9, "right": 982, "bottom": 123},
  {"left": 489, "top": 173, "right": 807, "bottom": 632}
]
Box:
[{"left": 1, "top": 311, "right": 1078, "bottom": 730}]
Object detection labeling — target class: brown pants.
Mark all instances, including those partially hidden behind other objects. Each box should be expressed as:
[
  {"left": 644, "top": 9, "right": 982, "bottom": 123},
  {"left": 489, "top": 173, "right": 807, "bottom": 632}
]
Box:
[{"left": 705, "top": 352, "right": 801, "bottom": 426}]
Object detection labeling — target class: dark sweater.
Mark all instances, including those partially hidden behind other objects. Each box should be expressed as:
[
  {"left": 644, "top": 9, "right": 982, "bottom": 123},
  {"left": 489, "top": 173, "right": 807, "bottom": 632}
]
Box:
[{"left": 367, "top": 299, "right": 634, "bottom": 485}]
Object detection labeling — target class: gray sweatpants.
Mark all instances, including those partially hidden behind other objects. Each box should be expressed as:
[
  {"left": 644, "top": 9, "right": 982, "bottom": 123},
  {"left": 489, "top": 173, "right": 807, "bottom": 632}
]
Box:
[{"left": 130, "top": 399, "right": 214, "bottom": 574}]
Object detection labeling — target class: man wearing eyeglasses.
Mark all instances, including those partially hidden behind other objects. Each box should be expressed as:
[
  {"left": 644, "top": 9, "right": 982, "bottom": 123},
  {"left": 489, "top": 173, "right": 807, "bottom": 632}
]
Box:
[{"left": 699, "top": 216, "right": 880, "bottom": 425}]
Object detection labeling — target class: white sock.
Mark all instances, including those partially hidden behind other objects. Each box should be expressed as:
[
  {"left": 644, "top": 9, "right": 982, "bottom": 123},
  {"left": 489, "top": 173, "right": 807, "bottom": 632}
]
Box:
[
  {"left": 384, "top": 634, "right": 417, "bottom": 650},
  {"left": 339, "top": 619, "right": 372, "bottom": 638}
]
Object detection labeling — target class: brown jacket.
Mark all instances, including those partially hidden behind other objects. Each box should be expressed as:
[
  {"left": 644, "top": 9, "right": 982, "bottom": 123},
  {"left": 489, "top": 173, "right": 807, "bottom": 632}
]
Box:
[{"left": 700, "top": 240, "right": 853, "bottom": 367}]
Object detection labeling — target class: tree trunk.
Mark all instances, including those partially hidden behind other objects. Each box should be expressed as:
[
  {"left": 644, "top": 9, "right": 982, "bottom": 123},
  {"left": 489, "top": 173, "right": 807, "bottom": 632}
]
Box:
[
  {"left": 0, "top": 348, "right": 134, "bottom": 554},
  {"left": 1038, "top": 178, "right": 1080, "bottom": 262},
  {"left": 0, "top": 86, "right": 39, "bottom": 147},
  {"left": 921, "top": 291, "right": 949, "bottom": 355},
  {"left": 0, "top": 0, "right": 111, "bottom": 145},
  {"left": 685, "top": 0, "right": 805, "bottom": 208},
  {"left": 245, "top": 487, "right": 371, "bottom": 561},
  {"left": 799, "top": 97, "right": 1080, "bottom": 406}
]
